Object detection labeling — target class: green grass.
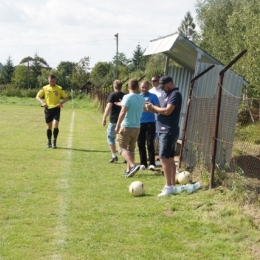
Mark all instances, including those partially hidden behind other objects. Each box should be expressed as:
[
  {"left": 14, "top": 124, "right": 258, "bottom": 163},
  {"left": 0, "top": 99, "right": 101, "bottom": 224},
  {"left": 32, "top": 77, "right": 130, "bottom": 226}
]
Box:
[
  {"left": 0, "top": 98, "right": 259, "bottom": 259},
  {"left": 235, "top": 121, "right": 260, "bottom": 144}
]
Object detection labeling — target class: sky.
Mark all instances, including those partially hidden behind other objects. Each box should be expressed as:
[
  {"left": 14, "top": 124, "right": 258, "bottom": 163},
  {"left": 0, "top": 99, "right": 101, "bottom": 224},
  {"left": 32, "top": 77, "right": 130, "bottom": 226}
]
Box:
[{"left": 0, "top": 0, "right": 197, "bottom": 69}]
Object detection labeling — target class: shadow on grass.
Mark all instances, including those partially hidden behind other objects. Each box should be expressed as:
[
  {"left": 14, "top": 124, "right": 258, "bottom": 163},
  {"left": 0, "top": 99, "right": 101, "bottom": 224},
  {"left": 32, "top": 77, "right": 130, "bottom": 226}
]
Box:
[
  {"left": 56, "top": 147, "right": 110, "bottom": 153},
  {"left": 141, "top": 194, "right": 154, "bottom": 197},
  {"left": 230, "top": 154, "right": 260, "bottom": 179},
  {"left": 137, "top": 171, "right": 163, "bottom": 177}
]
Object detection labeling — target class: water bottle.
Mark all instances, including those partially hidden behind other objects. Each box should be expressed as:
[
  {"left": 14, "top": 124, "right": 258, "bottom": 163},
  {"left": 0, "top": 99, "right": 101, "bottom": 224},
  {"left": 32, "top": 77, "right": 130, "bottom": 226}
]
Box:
[
  {"left": 187, "top": 182, "right": 201, "bottom": 193},
  {"left": 175, "top": 185, "right": 188, "bottom": 193}
]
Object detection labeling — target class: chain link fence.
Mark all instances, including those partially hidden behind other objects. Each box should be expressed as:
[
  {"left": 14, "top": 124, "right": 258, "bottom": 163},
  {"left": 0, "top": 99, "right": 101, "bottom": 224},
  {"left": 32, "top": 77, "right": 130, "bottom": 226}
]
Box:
[
  {"left": 181, "top": 83, "right": 260, "bottom": 193},
  {"left": 88, "top": 76, "right": 144, "bottom": 113}
]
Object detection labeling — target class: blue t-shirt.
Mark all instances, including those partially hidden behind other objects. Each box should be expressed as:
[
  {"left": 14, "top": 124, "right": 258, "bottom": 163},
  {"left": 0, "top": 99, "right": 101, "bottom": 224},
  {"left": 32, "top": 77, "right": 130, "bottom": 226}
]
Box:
[
  {"left": 157, "top": 88, "right": 182, "bottom": 134},
  {"left": 140, "top": 92, "right": 159, "bottom": 123},
  {"left": 121, "top": 93, "right": 145, "bottom": 128}
]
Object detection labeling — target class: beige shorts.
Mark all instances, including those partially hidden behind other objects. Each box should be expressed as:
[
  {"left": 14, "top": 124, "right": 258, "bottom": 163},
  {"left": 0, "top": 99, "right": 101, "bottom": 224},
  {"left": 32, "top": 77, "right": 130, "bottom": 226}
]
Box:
[{"left": 117, "top": 127, "right": 140, "bottom": 154}]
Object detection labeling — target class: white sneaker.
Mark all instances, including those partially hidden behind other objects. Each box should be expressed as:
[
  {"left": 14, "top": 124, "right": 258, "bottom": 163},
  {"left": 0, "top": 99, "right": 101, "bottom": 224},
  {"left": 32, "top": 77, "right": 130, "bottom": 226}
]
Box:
[
  {"left": 140, "top": 165, "right": 146, "bottom": 170},
  {"left": 148, "top": 165, "right": 155, "bottom": 171},
  {"left": 157, "top": 185, "right": 175, "bottom": 196}
]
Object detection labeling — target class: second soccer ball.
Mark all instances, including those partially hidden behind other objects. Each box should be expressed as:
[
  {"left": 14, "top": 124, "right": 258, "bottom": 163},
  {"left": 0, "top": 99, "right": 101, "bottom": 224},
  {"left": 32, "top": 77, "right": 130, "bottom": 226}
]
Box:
[{"left": 129, "top": 181, "right": 145, "bottom": 197}]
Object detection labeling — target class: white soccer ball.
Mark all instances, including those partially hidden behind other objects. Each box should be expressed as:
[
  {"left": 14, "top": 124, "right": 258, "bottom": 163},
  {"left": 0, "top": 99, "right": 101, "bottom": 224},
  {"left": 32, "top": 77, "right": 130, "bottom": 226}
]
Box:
[
  {"left": 129, "top": 181, "right": 145, "bottom": 197},
  {"left": 177, "top": 171, "right": 193, "bottom": 185},
  {"left": 175, "top": 170, "right": 180, "bottom": 184}
]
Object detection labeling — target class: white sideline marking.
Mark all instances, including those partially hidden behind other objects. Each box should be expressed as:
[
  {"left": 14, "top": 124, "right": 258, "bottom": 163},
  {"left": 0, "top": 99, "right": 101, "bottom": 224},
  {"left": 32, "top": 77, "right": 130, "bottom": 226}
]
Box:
[{"left": 52, "top": 111, "right": 75, "bottom": 260}]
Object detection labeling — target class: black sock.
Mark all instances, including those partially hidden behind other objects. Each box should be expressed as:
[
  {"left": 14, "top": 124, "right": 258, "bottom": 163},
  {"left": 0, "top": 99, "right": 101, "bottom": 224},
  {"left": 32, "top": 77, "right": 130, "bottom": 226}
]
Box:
[
  {"left": 47, "top": 129, "right": 52, "bottom": 140},
  {"left": 53, "top": 128, "right": 59, "bottom": 139}
]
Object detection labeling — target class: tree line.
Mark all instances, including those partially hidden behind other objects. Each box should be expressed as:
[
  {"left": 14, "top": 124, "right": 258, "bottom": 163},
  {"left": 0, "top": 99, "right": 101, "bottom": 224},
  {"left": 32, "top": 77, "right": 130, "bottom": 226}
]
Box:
[
  {"left": 0, "top": 0, "right": 259, "bottom": 98},
  {"left": 0, "top": 42, "right": 167, "bottom": 92}
]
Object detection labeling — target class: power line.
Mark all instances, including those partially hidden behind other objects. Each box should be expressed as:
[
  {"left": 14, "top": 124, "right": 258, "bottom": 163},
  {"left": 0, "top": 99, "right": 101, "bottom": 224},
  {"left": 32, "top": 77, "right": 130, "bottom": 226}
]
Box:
[
  {"left": 0, "top": 37, "right": 151, "bottom": 48},
  {"left": 0, "top": 33, "right": 155, "bottom": 40}
]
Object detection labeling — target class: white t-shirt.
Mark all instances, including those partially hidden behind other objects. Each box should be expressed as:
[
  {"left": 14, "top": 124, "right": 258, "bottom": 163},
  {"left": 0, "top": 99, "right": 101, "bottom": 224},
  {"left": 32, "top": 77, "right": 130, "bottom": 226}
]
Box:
[{"left": 149, "top": 87, "right": 166, "bottom": 120}]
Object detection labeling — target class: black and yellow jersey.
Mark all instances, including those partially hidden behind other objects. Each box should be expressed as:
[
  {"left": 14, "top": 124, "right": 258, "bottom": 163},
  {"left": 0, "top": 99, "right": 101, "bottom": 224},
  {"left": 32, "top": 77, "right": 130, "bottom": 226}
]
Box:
[{"left": 37, "top": 85, "right": 68, "bottom": 107}]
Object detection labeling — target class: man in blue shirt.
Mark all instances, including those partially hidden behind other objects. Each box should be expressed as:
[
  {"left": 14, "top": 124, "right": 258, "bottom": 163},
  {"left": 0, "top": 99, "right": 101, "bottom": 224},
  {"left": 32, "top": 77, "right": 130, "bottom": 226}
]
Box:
[
  {"left": 138, "top": 80, "right": 160, "bottom": 170},
  {"left": 146, "top": 76, "right": 182, "bottom": 196},
  {"left": 115, "top": 79, "right": 146, "bottom": 178}
]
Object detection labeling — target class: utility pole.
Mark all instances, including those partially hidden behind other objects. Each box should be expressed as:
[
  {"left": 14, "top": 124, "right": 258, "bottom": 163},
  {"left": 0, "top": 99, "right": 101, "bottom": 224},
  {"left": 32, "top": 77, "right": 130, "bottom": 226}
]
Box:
[
  {"left": 27, "top": 60, "right": 30, "bottom": 89},
  {"left": 114, "top": 33, "right": 118, "bottom": 79}
]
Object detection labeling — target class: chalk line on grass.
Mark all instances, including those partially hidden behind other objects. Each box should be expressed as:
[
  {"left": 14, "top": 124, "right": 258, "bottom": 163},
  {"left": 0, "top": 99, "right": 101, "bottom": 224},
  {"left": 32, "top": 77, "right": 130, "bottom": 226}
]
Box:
[{"left": 52, "top": 111, "right": 75, "bottom": 260}]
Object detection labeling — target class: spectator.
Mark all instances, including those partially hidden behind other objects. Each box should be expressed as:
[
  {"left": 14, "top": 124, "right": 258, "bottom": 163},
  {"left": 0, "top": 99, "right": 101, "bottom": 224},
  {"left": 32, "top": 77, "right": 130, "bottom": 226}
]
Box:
[
  {"left": 102, "top": 80, "right": 125, "bottom": 162},
  {"left": 146, "top": 76, "right": 182, "bottom": 196},
  {"left": 138, "top": 80, "right": 160, "bottom": 171},
  {"left": 115, "top": 79, "right": 146, "bottom": 178},
  {"left": 149, "top": 75, "right": 166, "bottom": 154}
]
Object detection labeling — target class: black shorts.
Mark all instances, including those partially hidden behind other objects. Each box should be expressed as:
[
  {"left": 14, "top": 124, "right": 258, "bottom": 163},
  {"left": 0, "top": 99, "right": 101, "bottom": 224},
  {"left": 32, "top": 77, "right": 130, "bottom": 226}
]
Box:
[{"left": 44, "top": 107, "right": 61, "bottom": 123}]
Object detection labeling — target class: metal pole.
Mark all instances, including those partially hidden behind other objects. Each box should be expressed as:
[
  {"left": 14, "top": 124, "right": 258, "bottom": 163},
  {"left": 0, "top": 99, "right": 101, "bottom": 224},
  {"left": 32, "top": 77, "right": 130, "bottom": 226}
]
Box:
[
  {"left": 210, "top": 49, "right": 247, "bottom": 188},
  {"left": 27, "top": 60, "right": 30, "bottom": 89},
  {"left": 179, "top": 65, "right": 215, "bottom": 168},
  {"left": 164, "top": 56, "right": 169, "bottom": 75},
  {"left": 114, "top": 33, "right": 118, "bottom": 79}
]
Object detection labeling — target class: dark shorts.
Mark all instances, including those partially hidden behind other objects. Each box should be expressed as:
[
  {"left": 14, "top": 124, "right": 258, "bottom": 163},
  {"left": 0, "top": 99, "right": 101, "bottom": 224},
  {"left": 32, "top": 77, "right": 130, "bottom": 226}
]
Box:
[
  {"left": 158, "top": 133, "right": 179, "bottom": 159},
  {"left": 44, "top": 107, "right": 61, "bottom": 123}
]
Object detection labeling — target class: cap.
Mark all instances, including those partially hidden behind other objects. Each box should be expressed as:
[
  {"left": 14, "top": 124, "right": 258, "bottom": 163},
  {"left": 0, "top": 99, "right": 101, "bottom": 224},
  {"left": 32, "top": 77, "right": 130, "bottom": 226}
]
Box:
[{"left": 158, "top": 76, "right": 173, "bottom": 89}]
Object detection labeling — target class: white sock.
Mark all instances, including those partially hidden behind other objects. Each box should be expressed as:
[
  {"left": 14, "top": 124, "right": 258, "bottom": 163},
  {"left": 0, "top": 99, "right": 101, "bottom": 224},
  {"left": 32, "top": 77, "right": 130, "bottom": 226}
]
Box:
[{"left": 112, "top": 153, "right": 117, "bottom": 158}]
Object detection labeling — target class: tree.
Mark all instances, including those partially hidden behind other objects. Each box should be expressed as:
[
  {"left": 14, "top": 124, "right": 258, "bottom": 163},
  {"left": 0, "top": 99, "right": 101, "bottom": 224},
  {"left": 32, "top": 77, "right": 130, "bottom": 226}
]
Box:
[
  {"left": 90, "top": 61, "right": 114, "bottom": 87},
  {"left": 54, "top": 69, "right": 71, "bottom": 90},
  {"left": 195, "top": 0, "right": 235, "bottom": 64},
  {"left": 57, "top": 61, "right": 76, "bottom": 76},
  {"left": 20, "top": 55, "right": 49, "bottom": 67},
  {"left": 112, "top": 52, "right": 131, "bottom": 79},
  {"left": 227, "top": 1, "right": 260, "bottom": 97},
  {"left": 130, "top": 43, "right": 146, "bottom": 72},
  {"left": 19, "top": 53, "right": 50, "bottom": 88},
  {"left": 0, "top": 74, "right": 3, "bottom": 85},
  {"left": 112, "top": 52, "right": 130, "bottom": 67},
  {"left": 70, "top": 56, "right": 91, "bottom": 89},
  {"left": 0, "top": 63, "right": 4, "bottom": 84},
  {"left": 178, "top": 11, "right": 197, "bottom": 41},
  {"left": 195, "top": 0, "right": 260, "bottom": 97},
  {"left": 144, "top": 53, "right": 166, "bottom": 80},
  {"left": 12, "top": 65, "right": 30, "bottom": 88},
  {"left": 2, "top": 56, "right": 15, "bottom": 84}
]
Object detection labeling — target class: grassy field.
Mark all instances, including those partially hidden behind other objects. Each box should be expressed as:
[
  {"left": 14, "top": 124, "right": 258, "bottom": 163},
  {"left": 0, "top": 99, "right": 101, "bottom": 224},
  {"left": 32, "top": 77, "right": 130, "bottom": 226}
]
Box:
[{"left": 0, "top": 98, "right": 259, "bottom": 259}]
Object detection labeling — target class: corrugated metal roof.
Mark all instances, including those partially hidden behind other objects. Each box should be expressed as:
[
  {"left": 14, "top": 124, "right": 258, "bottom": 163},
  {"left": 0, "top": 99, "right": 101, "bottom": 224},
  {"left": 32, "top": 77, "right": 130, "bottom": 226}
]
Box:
[
  {"left": 144, "top": 32, "right": 249, "bottom": 169},
  {"left": 143, "top": 32, "right": 223, "bottom": 73}
]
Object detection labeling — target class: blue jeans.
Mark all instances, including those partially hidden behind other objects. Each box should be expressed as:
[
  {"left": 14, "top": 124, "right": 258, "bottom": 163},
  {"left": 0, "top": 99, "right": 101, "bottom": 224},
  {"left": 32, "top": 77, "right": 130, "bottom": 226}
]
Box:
[
  {"left": 158, "top": 133, "right": 178, "bottom": 159},
  {"left": 107, "top": 123, "right": 116, "bottom": 145}
]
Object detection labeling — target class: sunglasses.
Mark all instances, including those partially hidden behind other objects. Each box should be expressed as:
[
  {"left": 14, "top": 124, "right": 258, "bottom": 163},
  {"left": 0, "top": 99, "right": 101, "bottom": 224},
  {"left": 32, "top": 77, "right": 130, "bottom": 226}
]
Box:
[{"left": 152, "top": 80, "right": 159, "bottom": 82}]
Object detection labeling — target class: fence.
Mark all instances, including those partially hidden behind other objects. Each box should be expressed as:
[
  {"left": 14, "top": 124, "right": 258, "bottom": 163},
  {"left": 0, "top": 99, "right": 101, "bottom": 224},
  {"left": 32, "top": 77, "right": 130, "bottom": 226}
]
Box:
[
  {"left": 180, "top": 50, "right": 260, "bottom": 192},
  {"left": 88, "top": 76, "right": 145, "bottom": 113}
]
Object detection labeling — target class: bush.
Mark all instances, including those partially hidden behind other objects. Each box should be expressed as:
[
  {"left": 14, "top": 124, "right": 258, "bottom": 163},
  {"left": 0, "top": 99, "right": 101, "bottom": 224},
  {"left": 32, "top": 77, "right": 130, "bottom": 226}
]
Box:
[
  {"left": 0, "top": 85, "right": 38, "bottom": 98},
  {"left": 20, "top": 88, "right": 38, "bottom": 98}
]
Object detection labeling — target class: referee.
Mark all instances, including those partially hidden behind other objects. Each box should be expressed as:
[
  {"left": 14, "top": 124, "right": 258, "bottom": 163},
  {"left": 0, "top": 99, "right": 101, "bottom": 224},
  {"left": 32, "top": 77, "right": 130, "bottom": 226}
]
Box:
[{"left": 36, "top": 74, "right": 69, "bottom": 148}]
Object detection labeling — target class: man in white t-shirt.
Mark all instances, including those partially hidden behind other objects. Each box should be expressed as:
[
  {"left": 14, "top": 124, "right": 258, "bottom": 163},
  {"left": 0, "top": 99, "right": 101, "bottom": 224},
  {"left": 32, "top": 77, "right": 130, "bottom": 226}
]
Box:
[
  {"left": 149, "top": 75, "right": 166, "bottom": 154},
  {"left": 149, "top": 75, "right": 166, "bottom": 108}
]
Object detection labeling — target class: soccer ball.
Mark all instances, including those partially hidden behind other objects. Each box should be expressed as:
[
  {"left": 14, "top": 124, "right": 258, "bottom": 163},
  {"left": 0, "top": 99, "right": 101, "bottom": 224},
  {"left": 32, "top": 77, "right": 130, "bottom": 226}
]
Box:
[
  {"left": 175, "top": 170, "right": 180, "bottom": 184},
  {"left": 177, "top": 171, "right": 192, "bottom": 185},
  {"left": 129, "top": 181, "right": 145, "bottom": 197}
]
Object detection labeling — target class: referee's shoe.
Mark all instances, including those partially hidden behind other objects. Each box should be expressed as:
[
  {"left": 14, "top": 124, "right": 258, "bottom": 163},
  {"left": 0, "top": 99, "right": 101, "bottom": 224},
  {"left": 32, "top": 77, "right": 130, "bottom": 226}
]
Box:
[
  {"left": 52, "top": 139, "right": 57, "bottom": 149},
  {"left": 46, "top": 140, "right": 52, "bottom": 148}
]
